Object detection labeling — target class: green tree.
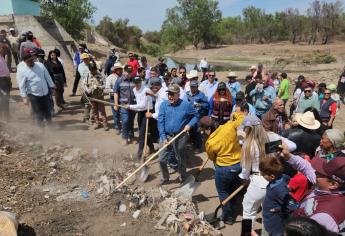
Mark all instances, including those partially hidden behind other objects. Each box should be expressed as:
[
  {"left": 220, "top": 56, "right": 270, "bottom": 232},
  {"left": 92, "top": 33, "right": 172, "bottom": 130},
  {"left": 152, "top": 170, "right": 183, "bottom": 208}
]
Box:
[
  {"left": 161, "top": 7, "right": 188, "bottom": 52},
  {"left": 41, "top": 0, "right": 96, "bottom": 40},
  {"left": 161, "top": 0, "right": 222, "bottom": 49},
  {"left": 96, "top": 17, "right": 142, "bottom": 50}
]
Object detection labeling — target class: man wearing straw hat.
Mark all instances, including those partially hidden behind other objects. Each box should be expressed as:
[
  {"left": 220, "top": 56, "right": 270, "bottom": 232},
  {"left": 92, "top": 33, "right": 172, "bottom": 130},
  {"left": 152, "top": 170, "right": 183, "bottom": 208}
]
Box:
[
  {"left": 226, "top": 71, "right": 240, "bottom": 104},
  {"left": 284, "top": 111, "right": 321, "bottom": 157},
  {"left": 158, "top": 84, "right": 199, "bottom": 185},
  {"left": 105, "top": 62, "right": 123, "bottom": 132}
]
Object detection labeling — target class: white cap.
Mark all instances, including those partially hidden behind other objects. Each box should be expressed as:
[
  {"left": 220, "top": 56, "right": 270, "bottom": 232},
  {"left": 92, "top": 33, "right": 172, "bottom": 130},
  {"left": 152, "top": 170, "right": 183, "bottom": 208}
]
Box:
[
  {"left": 9, "top": 28, "right": 15, "bottom": 31},
  {"left": 250, "top": 65, "right": 257, "bottom": 70}
]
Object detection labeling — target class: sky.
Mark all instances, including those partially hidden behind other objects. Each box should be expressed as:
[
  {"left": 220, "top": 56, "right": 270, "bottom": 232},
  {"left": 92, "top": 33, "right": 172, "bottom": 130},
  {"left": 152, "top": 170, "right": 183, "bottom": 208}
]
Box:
[{"left": 90, "top": 0, "right": 339, "bottom": 32}]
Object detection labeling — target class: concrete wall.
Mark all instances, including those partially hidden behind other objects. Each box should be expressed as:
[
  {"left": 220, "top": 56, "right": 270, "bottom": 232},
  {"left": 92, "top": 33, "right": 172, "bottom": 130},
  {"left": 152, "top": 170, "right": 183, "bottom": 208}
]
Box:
[
  {"left": 0, "top": 0, "right": 14, "bottom": 15},
  {"left": 0, "top": 0, "right": 40, "bottom": 16}
]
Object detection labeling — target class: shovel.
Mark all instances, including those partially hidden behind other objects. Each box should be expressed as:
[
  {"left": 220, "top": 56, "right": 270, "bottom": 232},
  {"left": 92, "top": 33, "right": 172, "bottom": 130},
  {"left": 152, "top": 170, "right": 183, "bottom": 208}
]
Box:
[
  {"left": 137, "top": 99, "right": 150, "bottom": 182},
  {"left": 115, "top": 130, "right": 186, "bottom": 190},
  {"left": 174, "top": 158, "right": 209, "bottom": 199},
  {"left": 208, "top": 184, "right": 245, "bottom": 225}
]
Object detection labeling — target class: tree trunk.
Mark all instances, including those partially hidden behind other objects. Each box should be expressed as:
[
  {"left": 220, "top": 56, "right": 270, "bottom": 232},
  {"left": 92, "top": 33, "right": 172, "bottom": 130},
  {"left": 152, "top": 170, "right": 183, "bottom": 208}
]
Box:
[
  {"left": 292, "top": 33, "right": 296, "bottom": 44},
  {"left": 322, "top": 35, "right": 329, "bottom": 44}
]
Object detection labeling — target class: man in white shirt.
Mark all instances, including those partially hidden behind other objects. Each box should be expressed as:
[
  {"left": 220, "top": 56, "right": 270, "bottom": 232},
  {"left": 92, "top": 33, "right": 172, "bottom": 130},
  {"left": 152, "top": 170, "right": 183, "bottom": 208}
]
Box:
[
  {"left": 199, "top": 70, "right": 218, "bottom": 101},
  {"left": 124, "top": 77, "right": 154, "bottom": 160},
  {"left": 105, "top": 62, "right": 123, "bottom": 131},
  {"left": 16, "top": 49, "right": 55, "bottom": 127}
]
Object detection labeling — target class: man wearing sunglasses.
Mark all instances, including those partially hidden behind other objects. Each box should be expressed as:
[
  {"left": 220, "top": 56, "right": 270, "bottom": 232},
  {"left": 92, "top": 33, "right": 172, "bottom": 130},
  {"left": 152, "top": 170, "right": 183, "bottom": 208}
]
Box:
[
  {"left": 296, "top": 82, "right": 320, "bottom": 113},
  {"left": 157, "top": 84, "right": 199, "bottom": 185},
  {"left": 199, "top": 70, "right": 218, "bottom": 101}
]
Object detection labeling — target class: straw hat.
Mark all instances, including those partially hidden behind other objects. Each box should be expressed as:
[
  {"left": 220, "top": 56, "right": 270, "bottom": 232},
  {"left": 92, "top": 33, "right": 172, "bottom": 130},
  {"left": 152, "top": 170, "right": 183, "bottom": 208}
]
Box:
[
  {"left": 295, "top": 111, "right": 320, "bottom": 130},
  {"left": 186, "top": 70, "right": 198, "bottom": 79},
  {"left": 111, "top": 62, "right": 123, "bottom": 71},
  {"left": 227, "top": 71, "right": 237, "bottom": 78},
  {"left": 250, "top": 65, "right": 257, "bottom": 70}
]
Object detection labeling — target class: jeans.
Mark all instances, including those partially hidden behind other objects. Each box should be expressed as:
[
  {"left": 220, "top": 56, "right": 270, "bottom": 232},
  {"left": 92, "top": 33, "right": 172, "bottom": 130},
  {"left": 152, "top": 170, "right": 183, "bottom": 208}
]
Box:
[
  {"left": 120, "top": 107, "right": 135, "bottom": 139},
  {"left": 159, "top": 132, "right": 188, "bottom": 181},
  {"left": 0, "top": 77, "right": 12, "bottom": 120},
  {"left": 28, "top": 94, "right": 52, "bottom": 127},
  {"left": 110, "top": 97, "right": 120, "bottom": 129},
  {"left": 136, "top": 111, "right": 156, "bottom": 158},
  {"left": 72, "top": 70, "right": 81, "bottom": 94},
  {"left": 214, "top": 163, "right": 241, "bottom": 221},
  {"left": 189, "top": 124, "right": 202, "bottom": 149}
]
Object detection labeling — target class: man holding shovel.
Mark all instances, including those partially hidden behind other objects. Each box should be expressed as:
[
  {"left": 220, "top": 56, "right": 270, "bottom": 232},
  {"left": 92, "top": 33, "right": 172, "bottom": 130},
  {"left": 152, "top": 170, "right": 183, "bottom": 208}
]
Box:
[{"left": 158, "top": 84, "right": 199, "bottom": 185}]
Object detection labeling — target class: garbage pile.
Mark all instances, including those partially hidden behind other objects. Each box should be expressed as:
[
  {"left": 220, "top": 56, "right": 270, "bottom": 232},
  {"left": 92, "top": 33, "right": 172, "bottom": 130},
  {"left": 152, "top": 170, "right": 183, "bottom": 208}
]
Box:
[{"left": 115, "top": 186, "right": 222, "bottom": 236}]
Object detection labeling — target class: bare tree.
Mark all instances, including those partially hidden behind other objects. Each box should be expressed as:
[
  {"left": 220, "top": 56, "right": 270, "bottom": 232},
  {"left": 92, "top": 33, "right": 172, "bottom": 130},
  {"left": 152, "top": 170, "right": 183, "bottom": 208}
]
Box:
[
  {"left": 320, "top": 0, "right": 343, "bottom": 44},
  {"left": 283, "top": 8, "right": 303, "bottom": 44},
  {"left": 307, "top": 0, "right": 321, "bottom": 44}
]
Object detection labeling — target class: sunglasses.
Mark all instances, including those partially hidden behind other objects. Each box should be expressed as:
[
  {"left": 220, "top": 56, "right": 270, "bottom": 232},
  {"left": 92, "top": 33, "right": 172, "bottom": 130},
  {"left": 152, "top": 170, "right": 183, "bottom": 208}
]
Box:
[
  {"left": 209, "top": 74, "right": 215, "bottom": 77},
  {"left": 304, "top": 90, "right": 312, "bottom": 93},
  {"left": 324, "top": 92, "right": 331, "bottom": 95},
  {"left": 218, "top": 88, "right": 226, "bottom": 91}
]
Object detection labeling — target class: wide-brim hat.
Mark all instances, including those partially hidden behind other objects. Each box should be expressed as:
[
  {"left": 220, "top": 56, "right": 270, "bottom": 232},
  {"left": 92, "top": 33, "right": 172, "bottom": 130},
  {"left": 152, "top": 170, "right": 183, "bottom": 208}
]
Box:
[
  {"left": 250, "top": 65, "right": 257, "bottom": 70},
  {"left": 295, "top": 111, "right": 320, "bottom": 130},
  {"left": 111, "top": 62, "right": 123, "bottom": 71},
  {"left": 187, "top": 70, "right": 198, "bottom": 79},
  {"left": 227, "top": 71, "right": 237, "bottom": 78}
]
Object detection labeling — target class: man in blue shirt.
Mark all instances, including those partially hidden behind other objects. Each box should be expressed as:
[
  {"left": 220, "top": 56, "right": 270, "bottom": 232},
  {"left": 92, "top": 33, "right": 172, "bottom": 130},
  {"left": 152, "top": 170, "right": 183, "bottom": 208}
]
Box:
[
  {"left": 158, "top": 84, "right": 199, "bottom": 184},
  {"left": 250, "top": 76, "right": 276, "bottom": 119},
  {"left": 114, "top": 65, "right": 136, "bottom": 144},
  {"left": 226, "top": 71, "right": 241, "bottom": 104},
  {"left": 71, "top": 44, "right": 86, "bottom": 96},
  {"left": 186, "top": 80, "right": 208, "bottom": 152}
]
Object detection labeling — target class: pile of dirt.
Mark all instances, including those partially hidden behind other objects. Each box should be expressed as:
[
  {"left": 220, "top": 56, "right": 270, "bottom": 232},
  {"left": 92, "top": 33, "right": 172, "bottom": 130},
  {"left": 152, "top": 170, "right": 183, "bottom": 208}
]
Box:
[{"left": 0, "top": 122, "right": 220, "bottom": 236}]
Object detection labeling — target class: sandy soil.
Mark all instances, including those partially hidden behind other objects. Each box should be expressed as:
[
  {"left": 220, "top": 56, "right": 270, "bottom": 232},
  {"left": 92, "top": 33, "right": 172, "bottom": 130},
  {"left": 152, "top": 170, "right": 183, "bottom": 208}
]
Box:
[{"left": 1, "top": 42, "right": 345, "bottom": 235}]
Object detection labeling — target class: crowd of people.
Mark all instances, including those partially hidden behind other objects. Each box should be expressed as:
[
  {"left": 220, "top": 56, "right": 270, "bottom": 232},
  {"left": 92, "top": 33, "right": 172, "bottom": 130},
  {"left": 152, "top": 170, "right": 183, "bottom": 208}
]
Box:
[{"left": 1, "top": 27, "right": 345, "bottom": 236}]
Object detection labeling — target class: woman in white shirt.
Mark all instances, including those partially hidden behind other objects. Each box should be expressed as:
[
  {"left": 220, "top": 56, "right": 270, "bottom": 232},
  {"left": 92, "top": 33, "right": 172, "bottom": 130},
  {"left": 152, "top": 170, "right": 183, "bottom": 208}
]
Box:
[
  {"left": 125, "top": 77, "right": 153, "bottom": 160},
  {"left": 239, "top": 114, "right": 296, "bottom": 236}
]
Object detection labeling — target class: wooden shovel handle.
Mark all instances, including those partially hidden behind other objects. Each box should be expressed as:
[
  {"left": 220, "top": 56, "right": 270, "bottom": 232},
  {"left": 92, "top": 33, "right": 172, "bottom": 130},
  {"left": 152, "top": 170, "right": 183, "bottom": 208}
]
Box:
[
  {"left": 115, "top": 130, "right": 186, "bottom": 190},
  {"left": 88, "top": 97, "right": 126, "bottom": 108},
  {"left": 221, "top": 184, "right": 245, "bottom": 206},
  {"left": 142, "top": 98, "right": 150, "bottom": 159}
]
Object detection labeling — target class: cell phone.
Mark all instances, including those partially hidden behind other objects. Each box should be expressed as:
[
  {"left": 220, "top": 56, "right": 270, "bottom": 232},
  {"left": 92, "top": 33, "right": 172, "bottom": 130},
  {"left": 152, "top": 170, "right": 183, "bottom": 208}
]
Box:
[
  {"left": 241, "top": 219, "right": 252, "bottom": 236},
  {"left": 265, "top": 140, "right": 282, "bottom": 154}
]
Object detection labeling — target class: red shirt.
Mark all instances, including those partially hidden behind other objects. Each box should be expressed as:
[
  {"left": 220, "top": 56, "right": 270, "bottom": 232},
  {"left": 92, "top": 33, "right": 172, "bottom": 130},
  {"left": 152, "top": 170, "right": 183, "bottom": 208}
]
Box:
[
  {"left": 127, "top": 59, "right": 140, "bottom": 77},
  {"left": 288, "top": 172, "right": 310, "bottom": 202}
]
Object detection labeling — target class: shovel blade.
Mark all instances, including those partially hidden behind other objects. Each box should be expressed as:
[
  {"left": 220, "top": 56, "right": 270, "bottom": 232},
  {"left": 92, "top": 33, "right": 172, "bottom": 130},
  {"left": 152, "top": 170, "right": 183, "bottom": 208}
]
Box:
[
  {"left": 173, "top": 177, "right": 200, "bottom": 199},
  {"left": 136, "top": 165, "right": 149, "bottom": 182}
]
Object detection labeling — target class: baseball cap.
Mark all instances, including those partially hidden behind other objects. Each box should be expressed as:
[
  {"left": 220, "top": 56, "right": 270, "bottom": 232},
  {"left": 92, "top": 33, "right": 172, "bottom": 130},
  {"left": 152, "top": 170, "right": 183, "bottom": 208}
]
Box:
[
  {"left": 22, "top": 48, "right": 37, "bottom": 61},
  {"left": 171, "top": 77, "right": 182, "bottom": 85},
  {"left": 9, "top": 28, "right": 15, "bottom": 31},
  {"left": 133, "top": 77, "right": 142, "bottom": 83},
  {"left": 167, "top": 84, "right": 180, "bottom": 94},
  {"left": 311, "top": 156, "right": 345, "bottom": 184},
  {"left": 190, "top": 80, "right": 199, "bottom": 87},
  {"left": 242, "top": 114, "right": 262, "bottom": 128},
  {"left": 149, "top": 77, "right": 162, "bottom": 87},
  {"left": 217, "top": 82, "right": 227, "bottom": 90}
]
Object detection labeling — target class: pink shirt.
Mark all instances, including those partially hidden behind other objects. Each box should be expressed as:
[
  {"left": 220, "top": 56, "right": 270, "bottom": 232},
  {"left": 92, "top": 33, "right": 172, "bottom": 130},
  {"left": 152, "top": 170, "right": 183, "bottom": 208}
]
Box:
[{"left": 0, "top": 55, "right": 10, "bottom": 77}]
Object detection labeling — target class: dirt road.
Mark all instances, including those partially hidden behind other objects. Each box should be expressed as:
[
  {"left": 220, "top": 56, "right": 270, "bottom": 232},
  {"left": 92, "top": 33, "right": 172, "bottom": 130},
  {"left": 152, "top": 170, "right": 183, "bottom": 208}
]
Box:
[{"left": 2, "top": 42, "right": 345, "bottom": 235}]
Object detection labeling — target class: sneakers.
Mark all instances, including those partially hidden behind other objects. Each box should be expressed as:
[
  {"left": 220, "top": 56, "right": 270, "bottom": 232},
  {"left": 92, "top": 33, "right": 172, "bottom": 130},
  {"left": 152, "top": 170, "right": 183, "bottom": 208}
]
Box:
[{"left": 104, "top": 126, "right": 110, "bottom": 131}]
